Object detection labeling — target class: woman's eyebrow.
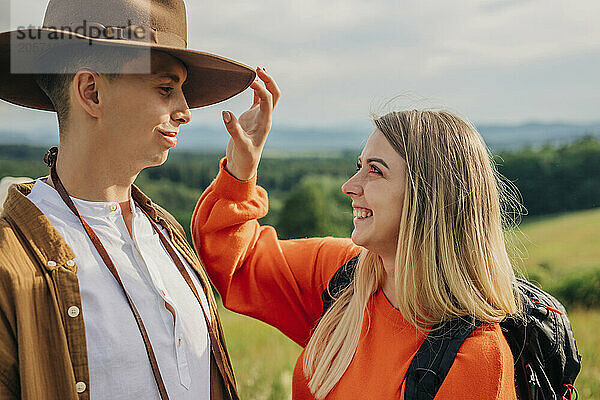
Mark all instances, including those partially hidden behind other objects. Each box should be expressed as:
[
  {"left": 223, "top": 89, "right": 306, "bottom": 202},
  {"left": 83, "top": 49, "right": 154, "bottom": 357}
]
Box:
[{"left": 367, "top": 157, "right": 389, "bottom": 169}]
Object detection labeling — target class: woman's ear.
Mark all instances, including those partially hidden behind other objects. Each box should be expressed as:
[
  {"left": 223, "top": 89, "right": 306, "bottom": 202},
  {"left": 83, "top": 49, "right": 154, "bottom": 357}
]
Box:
[{"left": 72, "top": 69, "right": 102, "bottom": 119}]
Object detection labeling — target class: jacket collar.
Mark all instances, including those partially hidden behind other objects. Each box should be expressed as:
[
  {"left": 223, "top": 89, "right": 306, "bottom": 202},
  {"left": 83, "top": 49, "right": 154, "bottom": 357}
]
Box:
[
  {"left": 3, "top": 180, "right": 75, "bottom": 272},
  {"left": 2, "top": 179, "right": 165, "bottom": 273},
  {"left": 131, "top": 184, "right": 160, "bottom": 223}
]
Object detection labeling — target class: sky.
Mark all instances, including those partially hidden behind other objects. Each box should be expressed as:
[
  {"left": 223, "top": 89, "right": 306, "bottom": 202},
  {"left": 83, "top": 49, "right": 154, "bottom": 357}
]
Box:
[{"left": 1, "top": 0, "right": 599, "bottom": 136}]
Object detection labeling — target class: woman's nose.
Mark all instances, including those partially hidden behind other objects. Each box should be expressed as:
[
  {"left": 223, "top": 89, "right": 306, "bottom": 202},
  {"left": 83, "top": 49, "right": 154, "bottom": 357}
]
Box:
[{"left": 342, "top": 173, "right": 363, "bottom": 197}]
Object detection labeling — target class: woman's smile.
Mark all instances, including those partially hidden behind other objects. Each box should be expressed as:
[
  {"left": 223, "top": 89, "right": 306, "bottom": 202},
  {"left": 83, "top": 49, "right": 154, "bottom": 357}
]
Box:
[{"left": 352, "top": 207, "right": 373, "bottom": 220}]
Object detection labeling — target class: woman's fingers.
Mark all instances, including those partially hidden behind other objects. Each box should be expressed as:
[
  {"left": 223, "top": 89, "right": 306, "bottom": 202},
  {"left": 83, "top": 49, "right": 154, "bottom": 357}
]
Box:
[
  {"left": 222, "top": 110, "right": 261, "bottom": 181},
  {"left": 250, "top": 79, "right": 273, "bottom": 110},
  {"left": 219, "top": 67, "right": 278, "bottom": 181},
  {"left": 251, "top": 89, "right": 260, "bottom": 109},
  {"left": 256, "top": 67, "right": 281, "bottom": 108},
  {"left": 222, "top": 111, "right": 245, "bottom": 143}
]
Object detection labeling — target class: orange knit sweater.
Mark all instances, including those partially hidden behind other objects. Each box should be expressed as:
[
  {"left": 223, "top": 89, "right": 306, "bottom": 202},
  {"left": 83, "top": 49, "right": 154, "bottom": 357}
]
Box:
[{"left": 191, "top": 158, "right": 517, "bottom": 400}]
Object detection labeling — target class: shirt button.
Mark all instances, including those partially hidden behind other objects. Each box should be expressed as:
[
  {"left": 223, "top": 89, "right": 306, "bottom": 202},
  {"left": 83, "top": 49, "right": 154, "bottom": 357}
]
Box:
[
  {"left": 66, "top": 259, "right": 75, "bottom": 267},
  {"left": 47, "top": 260, "right": 57, "bottom": 267},
  {"left": 67, "top": 306, "right": 80, "bottom": 318},
  {"left": 75, "top": 381, "right": 86, "bottom": 393},
  {"left": 110, "top": 204, "right": 118, "bottom": 212}
]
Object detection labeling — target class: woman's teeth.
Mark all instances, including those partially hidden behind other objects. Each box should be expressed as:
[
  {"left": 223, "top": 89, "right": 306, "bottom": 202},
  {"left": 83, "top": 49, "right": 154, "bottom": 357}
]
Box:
[{"left": 353, "top": 209, "right": 373, "bottom": 219}]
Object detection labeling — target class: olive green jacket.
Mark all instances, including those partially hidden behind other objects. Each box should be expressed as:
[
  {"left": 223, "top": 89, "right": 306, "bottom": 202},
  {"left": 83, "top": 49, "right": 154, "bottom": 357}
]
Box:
[{"left": 0, "top": 181, "right": 237, "bottom": 400}]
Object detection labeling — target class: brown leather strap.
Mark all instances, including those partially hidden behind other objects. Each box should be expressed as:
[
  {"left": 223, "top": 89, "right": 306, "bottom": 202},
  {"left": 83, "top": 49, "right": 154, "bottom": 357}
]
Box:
[
  {"left": 49, "top": 163, "right": 171, "bottom": 400},
  {"left": 139, "top": 208, "right": 238, "bottom": 399}
]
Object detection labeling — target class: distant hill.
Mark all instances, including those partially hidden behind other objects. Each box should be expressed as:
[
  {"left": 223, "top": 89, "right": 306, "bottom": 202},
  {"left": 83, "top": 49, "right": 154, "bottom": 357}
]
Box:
[
  {"left": 1, "top": 121, "right": 599, "bottom": 153},
  {"left": 478, "top": 122, "right": 600, "bottom": 151}
]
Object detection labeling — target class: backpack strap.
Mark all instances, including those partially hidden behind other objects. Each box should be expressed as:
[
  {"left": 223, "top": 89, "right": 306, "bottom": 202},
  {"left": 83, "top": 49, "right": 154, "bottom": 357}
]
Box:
[
  {"left": 321, "top": 255, "right": 485, "bottom": 400},
  {"left": 322, "top": 254, "right": 359, "bottom": 315},
  {"left": 404, "top": 318, "right": 483, "bottom": 400}
]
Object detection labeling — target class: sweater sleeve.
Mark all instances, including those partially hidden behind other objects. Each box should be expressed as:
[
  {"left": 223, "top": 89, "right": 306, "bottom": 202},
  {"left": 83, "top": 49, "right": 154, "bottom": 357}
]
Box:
[{"left": 191, "top": 158, "right": 361, "bottom": 347}]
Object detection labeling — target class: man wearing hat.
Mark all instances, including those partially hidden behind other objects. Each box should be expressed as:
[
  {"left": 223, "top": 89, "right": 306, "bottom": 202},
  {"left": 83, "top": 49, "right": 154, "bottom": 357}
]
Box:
[{"left": 0, "top": 0, "right": 280, "bottom": 399}]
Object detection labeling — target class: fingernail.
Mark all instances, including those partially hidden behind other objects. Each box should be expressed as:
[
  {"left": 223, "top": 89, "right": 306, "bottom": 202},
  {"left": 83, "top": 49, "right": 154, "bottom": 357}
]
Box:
[{"left": 222, "top": 111, "right": 231, "bottom": 123}]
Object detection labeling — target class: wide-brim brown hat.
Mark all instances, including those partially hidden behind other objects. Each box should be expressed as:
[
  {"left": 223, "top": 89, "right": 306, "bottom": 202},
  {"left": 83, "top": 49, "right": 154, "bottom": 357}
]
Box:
[{"left": 0, "top": 0, "right": 256, "bottom": 111}]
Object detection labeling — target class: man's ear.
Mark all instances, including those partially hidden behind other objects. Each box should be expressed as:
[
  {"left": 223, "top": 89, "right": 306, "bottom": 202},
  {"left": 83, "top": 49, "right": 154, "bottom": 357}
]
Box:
[{"left": 72, "top": 69, "right": 102, "bottom": 119}]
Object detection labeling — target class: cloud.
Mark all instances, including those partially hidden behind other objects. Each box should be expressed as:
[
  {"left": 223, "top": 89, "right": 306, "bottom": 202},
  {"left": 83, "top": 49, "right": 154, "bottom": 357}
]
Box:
[
  {"left": 186, "top": 0, "right": 599, "bottom": 72},
  {"left": 1, "top": 0, "right": 598, "bottom": 129}
]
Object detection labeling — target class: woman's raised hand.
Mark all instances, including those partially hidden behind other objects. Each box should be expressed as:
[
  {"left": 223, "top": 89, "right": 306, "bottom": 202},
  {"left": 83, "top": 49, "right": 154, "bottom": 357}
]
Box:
[{"left": 222, "top": 67, "right": 281, "bottom": 180}]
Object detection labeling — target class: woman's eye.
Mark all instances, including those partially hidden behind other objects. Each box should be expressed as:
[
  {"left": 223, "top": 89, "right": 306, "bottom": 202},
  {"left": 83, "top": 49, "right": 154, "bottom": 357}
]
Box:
[
  {"left": 369, "top": 165, "right": 382, "bottom": 175},
  {"left": 159, "top": 87, "right": 174, "bottom": 95}
]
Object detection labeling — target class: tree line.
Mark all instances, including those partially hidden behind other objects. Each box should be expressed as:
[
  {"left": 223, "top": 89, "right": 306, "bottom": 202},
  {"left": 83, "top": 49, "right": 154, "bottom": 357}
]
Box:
[{"left": 1, "top": 136, "right": 598, "bottom": 241}]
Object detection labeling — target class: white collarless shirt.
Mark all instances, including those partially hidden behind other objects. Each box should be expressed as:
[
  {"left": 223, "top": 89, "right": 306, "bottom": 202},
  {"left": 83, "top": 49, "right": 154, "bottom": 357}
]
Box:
[{"left": 27, "top": 177, "right": 210, "bottom": 400}]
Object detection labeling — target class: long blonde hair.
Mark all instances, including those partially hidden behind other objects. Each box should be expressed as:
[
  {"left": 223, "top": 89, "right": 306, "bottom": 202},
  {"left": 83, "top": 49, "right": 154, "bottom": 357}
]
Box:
[{"left": 303, "top": 110, "right": 521, "bottom": 399}]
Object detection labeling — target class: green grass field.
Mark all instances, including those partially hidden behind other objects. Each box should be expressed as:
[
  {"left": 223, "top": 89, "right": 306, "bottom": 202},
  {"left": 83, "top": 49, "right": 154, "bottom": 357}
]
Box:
[
  {"left": 220, "top": 207, "right": 600, "bottom": 399},
  {"left": 220, "top": 310, "right": 299, "bottom": 400},
  {"left": 510, "top": 208, "right": 600, "bottom": 283}
]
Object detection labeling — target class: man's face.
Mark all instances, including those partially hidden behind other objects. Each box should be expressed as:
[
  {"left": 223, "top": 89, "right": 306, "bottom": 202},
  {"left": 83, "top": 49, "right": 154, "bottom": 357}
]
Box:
[{"left": 98, "top": 51, "right": 191, "bottom": 170}]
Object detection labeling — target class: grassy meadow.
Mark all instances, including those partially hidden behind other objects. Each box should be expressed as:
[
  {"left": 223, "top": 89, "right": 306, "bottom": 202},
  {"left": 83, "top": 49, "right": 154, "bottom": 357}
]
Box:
[{"left": 219, "top": 207, "right": 600, "bottom": 399}]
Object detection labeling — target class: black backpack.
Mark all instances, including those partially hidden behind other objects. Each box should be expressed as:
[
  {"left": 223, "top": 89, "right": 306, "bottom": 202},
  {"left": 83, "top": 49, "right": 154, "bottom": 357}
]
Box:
[{"left": 322, "top": 256, "right": 582, "bottom": 400}]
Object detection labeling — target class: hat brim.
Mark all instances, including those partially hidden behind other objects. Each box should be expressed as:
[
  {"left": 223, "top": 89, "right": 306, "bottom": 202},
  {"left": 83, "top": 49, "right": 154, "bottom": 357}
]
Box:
[{"left": 0, "top": 29, "right": 256, "bottom": 111}]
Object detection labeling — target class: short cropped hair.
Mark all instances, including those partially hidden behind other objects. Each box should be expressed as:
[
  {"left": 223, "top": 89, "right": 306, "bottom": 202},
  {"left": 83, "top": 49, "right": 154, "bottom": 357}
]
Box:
[{"left": 35, "top": 44, "right": 146, "bottom": 131}]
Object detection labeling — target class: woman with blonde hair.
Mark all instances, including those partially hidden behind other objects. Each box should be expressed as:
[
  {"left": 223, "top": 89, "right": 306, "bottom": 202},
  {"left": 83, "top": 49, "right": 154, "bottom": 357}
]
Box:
[{"left": 191, "top": 71, "right": 519, "bottom": 399}]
